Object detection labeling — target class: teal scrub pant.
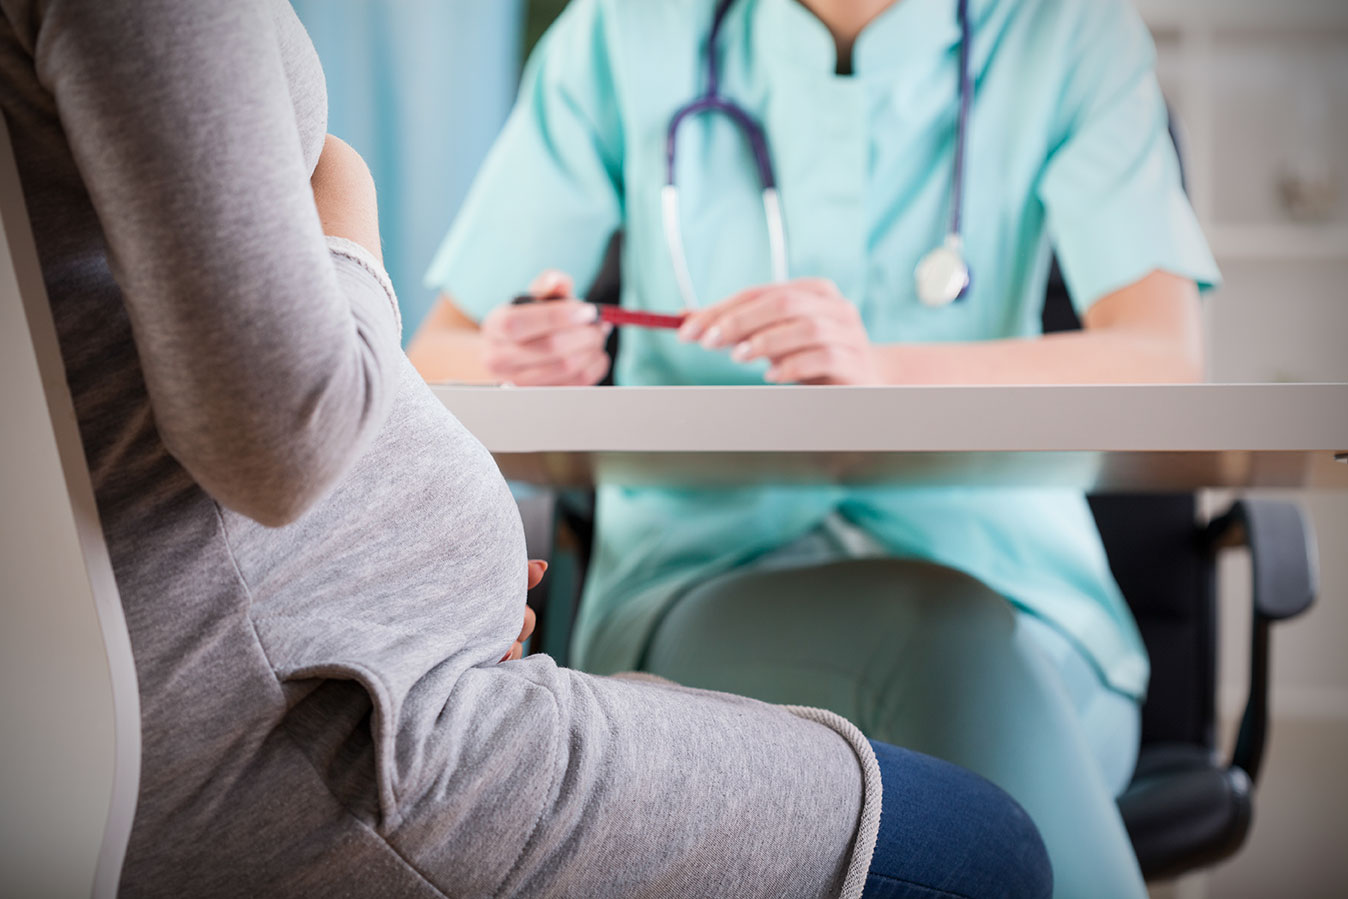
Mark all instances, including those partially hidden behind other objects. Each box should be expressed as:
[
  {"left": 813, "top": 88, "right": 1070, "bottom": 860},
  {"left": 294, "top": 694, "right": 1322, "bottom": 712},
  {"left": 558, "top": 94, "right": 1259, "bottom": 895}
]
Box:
[{"left": 642, "top": 559, "right": 1148, "bottom": 899}]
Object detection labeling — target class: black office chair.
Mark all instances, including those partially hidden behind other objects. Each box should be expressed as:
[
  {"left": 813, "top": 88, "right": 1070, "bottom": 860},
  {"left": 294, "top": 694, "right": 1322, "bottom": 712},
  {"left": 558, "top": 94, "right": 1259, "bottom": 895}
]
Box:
[
  {"left": 516, "top": 232, "right": 1320, "bottom": 881},
  {"left": 1042, "top": 263, "right": 1318, "bottom": 880}
]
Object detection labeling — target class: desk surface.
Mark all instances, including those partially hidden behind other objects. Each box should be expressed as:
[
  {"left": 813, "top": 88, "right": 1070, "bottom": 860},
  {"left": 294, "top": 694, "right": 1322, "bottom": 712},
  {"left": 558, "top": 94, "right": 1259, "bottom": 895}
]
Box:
[{"left": 433, "top": 383, "right": 1348, "bottom": 490}]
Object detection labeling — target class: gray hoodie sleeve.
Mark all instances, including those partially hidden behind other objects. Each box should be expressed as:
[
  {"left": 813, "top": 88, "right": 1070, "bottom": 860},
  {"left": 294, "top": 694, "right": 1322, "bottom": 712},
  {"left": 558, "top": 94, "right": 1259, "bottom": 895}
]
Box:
[{"left": 31, "top": 0, "right": 402, "bottom": 526}]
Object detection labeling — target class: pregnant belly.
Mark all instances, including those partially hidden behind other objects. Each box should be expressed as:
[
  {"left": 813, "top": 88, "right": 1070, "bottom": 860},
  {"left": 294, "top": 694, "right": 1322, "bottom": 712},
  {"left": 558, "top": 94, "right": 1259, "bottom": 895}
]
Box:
[{"left": 230, "top": 360, "right": 529, "bottom": 670}]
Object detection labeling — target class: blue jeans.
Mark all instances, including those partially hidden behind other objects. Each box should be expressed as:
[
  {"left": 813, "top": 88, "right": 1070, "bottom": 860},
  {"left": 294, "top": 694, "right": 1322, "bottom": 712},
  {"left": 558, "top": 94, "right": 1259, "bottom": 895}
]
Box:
[{"left": 862, "top": 740, "right": 1052, "bottom": 898}]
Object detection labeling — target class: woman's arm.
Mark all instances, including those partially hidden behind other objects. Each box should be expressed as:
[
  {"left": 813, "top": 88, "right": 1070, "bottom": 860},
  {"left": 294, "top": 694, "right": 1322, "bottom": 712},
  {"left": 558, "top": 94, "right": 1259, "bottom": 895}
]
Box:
[
  {"left": 683, "top": 269, "right": 1203, "bottom": 386},
  {"left": 311, "top": 135, "right": 383, "bottom": 265},
  {"left": 35, "top": 0, "right": 402, "bottom": 526},
  {"left": 875, "top": 270, "right": 1203, "bottom": 385}
]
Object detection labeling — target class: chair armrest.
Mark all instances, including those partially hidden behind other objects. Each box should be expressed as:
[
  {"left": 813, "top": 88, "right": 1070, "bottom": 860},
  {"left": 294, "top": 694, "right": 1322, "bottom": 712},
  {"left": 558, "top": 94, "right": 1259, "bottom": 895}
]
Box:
[
  {"left": 516, "top": 489, "right": 595, "bottom": 666},
  {"left": 516, "top": 489, "right": 559, "bottom": 619},
  {"left": 1206, "top": 499, "right": 1317, "bottom": 621},
  {"left": 1204, "top": 499, "right": 1319, "bottom": 783},
  {"left": 517, "top": 489, "right": 559, "bottom": 566}
]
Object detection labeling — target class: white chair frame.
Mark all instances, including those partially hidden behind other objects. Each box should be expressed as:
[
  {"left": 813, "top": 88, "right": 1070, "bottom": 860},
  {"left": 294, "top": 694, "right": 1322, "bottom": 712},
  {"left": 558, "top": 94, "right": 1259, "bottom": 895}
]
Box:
[{"left": 0, "top": 113, "right": 141, "bottom": 898}]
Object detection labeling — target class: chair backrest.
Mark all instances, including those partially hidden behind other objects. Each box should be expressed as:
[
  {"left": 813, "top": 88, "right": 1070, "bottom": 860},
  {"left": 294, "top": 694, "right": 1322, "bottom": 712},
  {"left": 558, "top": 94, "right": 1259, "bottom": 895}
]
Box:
[
  {"left": 0, "top": 113, "right": 141, "bottom": 898},
  {"left": 1089, "top": 494, "right": 1217, "bottom": 750}
]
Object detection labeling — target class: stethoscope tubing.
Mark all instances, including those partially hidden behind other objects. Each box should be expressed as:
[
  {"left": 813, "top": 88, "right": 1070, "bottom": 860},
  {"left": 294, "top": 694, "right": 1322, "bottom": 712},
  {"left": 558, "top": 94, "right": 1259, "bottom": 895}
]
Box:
[
  {"left": 950, "top": 0, "right": 971, "bottom": 238},
  {"left": 663, "top": 0, "right": 972, "bottom": 309}
]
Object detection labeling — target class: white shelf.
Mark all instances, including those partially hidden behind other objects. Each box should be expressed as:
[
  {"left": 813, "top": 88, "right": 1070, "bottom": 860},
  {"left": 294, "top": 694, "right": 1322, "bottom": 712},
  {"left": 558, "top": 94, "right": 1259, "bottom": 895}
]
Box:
[
  {"left": 1140, "top": 7, "right": 1348, "bottom": 263},
  {"left": 1136, "top": 0, "right": 1348, "bottom": 32},
  {"left": 1207, "top": 224, "right": 1348, "bottom": 262}
]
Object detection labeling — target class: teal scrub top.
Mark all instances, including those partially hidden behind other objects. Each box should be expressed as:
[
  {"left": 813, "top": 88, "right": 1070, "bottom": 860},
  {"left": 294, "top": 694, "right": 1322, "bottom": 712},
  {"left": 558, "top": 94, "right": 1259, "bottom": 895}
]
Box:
[{"left": 426, "top": 0, "right": 1220, "bottom": 698}]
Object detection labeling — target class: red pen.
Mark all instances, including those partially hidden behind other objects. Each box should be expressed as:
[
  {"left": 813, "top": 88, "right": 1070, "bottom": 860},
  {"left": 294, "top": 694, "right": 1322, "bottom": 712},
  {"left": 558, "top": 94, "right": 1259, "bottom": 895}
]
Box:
[
  {"left": 594, "top": 306, "right": 687, "bottom": 330},
  {"left": 512, "top": 295, "right": 687, "bottom": 331}
]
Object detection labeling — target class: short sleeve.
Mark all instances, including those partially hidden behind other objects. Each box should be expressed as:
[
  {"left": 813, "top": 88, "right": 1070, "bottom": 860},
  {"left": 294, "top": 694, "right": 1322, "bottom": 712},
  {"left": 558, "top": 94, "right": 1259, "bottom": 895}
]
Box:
[
  {"left": 423, "top": 0, "right": 624, "bottom": 321},
  {"left": 1037, "top": 1, "right": 1220, "bottom": 315}
]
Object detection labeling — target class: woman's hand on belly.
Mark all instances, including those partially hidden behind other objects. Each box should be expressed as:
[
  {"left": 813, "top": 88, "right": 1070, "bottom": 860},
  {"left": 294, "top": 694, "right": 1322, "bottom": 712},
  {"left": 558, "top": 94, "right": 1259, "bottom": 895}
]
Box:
[
  {"left": 677, "top": 279, "right": 883, "bottom": 385},
  {"left": 501, "top": 560, "right": 546, "bottom": 662}
]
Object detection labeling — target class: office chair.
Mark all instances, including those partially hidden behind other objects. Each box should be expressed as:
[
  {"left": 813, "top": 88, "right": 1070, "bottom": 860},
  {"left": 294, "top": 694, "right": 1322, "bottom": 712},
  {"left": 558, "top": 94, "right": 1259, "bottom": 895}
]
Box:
[
  {"left": 518, "top": 238, "right": 1320, "bottom": 882},
  {"left": 1, "top": 114, "right": 142, "bottom": 898},
  {"left": 1040, "top": 265, "right": 1319, "bottom": 879}
]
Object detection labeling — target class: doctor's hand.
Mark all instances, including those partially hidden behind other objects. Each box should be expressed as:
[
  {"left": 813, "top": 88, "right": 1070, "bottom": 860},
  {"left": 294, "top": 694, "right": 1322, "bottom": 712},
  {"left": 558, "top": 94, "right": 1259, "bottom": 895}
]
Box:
[
  {"left": 479, "top": 271, "right": 612, "bottom": 386},
  {"left": 678, "top": 279, "right": 883, "bottom": 385},
  {"left": 501, "top": 560, "right": 547, "bottom": 662}
]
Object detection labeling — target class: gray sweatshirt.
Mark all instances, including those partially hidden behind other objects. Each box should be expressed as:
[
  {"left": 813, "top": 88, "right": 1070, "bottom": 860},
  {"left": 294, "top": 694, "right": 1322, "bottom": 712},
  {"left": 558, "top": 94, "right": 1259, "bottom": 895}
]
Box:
[{"left": 0, "top": 1, "right": 881, "bottom": 896}]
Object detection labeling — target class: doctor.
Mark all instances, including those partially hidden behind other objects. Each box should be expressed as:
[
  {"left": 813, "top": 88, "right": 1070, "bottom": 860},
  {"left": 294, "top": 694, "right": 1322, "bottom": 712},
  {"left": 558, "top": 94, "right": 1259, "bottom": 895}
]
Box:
[{"left": 409, "top": 0, "right": 1219, "bottom": 894}]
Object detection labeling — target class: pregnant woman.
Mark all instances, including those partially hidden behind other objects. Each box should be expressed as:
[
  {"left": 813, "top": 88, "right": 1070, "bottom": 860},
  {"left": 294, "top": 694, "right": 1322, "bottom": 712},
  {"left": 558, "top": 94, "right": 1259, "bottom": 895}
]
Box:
[{"left": 0, "top": 0, "right": 1047, "bottom": 896}]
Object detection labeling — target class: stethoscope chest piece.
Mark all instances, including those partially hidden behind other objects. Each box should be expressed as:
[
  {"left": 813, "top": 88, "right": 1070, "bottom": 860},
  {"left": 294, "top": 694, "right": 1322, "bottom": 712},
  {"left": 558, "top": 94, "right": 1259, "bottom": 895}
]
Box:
[{"left": 914, "top": 234, "right": 971, "bottom": 307}]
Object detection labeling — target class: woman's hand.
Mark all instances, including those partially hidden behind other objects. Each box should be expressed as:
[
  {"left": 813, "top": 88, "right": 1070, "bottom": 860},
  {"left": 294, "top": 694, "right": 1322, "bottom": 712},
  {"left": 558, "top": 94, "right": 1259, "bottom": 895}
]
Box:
[
  {"left": 678, "top": 278, "right": 883, "bottom": 385},
  {"left": 310, "top": 134, "right": 382, "bottom": 263},
  {"left": 479, "top": 271, "right": 612, "bottom": 386},
  {"left": 501, "top": 560, "right": 548, "bottom": 662}
]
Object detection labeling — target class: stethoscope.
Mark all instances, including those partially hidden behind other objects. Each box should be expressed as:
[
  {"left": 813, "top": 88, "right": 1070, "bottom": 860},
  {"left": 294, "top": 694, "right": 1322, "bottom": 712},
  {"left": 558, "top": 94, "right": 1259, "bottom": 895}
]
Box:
[{"left": 663, "top": 0, "right": 974, "bottom": 309}]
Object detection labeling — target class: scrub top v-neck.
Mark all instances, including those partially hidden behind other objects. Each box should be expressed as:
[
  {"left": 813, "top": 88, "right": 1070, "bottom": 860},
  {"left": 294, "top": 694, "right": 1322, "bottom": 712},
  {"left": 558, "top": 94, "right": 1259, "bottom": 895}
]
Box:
[{"left": 426, "top": 0, "right": 1220, "bottom": 698}]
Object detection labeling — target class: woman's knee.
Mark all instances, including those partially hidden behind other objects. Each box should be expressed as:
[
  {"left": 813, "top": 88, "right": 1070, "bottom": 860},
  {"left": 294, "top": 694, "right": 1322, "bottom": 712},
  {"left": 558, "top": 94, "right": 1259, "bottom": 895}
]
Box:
[{"left": 865, "top": 739, "right": 1052, "bottom": 899}]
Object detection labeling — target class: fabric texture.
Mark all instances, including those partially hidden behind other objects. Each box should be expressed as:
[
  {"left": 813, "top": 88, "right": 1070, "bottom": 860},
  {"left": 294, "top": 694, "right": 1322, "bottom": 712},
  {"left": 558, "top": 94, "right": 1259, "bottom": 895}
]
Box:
[
  {"left": 0, "top": 1, "right": 887, "bottom": 895},
  {"left": 644, "top": 558, "right": 1149, "bottom": 898},
  {"left": 423, "top": 0, "right": 1222, "bottom": 701}
]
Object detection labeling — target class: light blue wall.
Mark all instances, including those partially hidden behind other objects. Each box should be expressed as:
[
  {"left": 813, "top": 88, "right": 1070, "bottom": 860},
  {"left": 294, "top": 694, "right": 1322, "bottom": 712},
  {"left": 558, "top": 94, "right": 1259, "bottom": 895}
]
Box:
[{"left": 292, "top": 0, "right": 526, "bottom": 340}]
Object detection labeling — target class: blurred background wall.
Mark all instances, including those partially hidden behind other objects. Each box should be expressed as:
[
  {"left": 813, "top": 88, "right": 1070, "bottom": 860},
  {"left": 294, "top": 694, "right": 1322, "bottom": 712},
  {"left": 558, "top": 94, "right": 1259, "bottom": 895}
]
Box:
[
  {"left": 291, "top": 0, "right": 527, "bottom": 342},
  {"left": 1136, "top": 1, "right": 1348, "bottom": 895},
  {"left": 297, "top": 1, "right": 1347, "bottom": 894}
]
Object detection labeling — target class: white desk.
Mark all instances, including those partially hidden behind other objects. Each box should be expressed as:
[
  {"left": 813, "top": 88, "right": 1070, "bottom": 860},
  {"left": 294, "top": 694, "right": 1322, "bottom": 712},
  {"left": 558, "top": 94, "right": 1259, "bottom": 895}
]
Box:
[{"left": 433, "top": 383, "right": 1348, "bottom": 490}]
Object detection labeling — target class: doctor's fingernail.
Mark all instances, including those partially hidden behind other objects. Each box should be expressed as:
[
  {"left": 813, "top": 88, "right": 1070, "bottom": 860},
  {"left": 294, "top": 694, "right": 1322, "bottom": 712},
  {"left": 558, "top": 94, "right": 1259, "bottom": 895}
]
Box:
[
  {"left": 701, "top": 326, "right": 723, "bottom": 349},
  {"left": 764, "top": 367, "right": 781, "bottom": 383},
  {"left": 571, "top": 304, "right": 599, "bottom": 323},
  {"left": 731, "top": 341, "right": 753, "bottom": 363},
  {"left": 677, "top": 322, "right": 701, "bottom": 342}
]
